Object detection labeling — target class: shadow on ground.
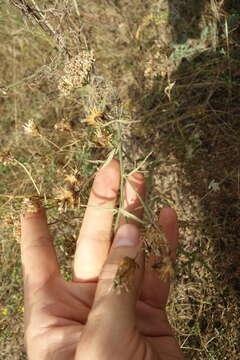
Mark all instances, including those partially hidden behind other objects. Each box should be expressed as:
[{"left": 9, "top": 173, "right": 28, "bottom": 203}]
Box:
[{"left": 127, "top": 0, "right": 240, "bottom": 357}]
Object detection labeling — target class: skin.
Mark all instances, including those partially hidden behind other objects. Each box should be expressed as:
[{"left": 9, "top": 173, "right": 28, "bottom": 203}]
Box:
[{"left": 21, "top": 159, "right": 184, "bottom": 360}]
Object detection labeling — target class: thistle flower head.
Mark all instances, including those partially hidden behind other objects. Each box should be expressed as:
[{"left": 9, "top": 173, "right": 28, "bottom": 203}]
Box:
[
  {"left": 84, "top": 108, "right": 104, "bottom": 126},
  {"left": 55, "top": 186, "right": 78, "bottom": 212},
  {"left": 64, "top": 173, "right": 80, "bottom": 186},
  {"left": 23, "top": 120, "right": 40, "bottom": 136},
  {"left": 94, "top": 128, "right": 111, "bottom": 147}
]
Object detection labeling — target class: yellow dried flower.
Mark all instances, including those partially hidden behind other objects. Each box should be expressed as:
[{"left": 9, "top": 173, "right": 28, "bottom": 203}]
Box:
[
  {"left": 55, "top": 186, "right": 78, "bottom": 212},
  {"left": 94, "top": 128, "right": 111, "bottom": 147},
  {"left": 23, "top": 120, "right": 41, "bottom": 136},
  {"left": 84, "top": 108, "right": 104, "bottom": 126},
  {"left": 58, "top": 50, "right": 95, "bottom": 96},
  {"left": 112, "top": 256, "right": 139, "bottom": 294},
  {"left": 64, "top": 173, "right": 80, "bottom": 186}
]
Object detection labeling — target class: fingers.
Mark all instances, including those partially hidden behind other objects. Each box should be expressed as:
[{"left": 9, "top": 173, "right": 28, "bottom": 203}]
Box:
[
  {"left": 75, "top": 225, "right": 144, "bottom": 360},
  {"left": 73, "top": 160, "right": 120, "bottom": 281},
  {"left": 119, "top": 172, "right": 146, "bottom": 227},
  {"left": 140, "top": 208, "right": 178, "bottom": 309},
  {"left": 90, "top": 224, "right": 144, "bottom": 324},
  {"left": 21, "top": 207, "right": 59, "bottom": 287}
]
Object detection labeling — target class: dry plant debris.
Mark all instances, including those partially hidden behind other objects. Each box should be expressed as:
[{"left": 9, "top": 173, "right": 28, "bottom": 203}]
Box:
[
  {"left": 112, "top": 256, "right": 139, "bottom": 294},
  {"left": 23, "top": 120, "right": 41, "bottom": 137},
  {"left": 58, "top": 51, "right": 95, "bottom": 96},
  {"left": 55, "top": 186, "right": 79, "bottom": 213},
  {"left": 1, "top": 0, "right": 240, "bottom": 358}
]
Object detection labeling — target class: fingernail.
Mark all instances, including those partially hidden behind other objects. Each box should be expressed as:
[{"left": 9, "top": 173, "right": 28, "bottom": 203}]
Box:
[{"left": 113, "top": 224, "right": 139, "bottom": 247}]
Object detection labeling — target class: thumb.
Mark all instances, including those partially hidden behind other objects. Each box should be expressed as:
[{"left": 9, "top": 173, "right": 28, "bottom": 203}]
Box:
[{"left": 90, "top": 224, "right": 144, "bottom": 325}]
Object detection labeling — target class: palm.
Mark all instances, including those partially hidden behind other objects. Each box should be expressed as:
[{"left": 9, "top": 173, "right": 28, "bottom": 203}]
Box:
[
  {"left": 25, "top": 277, "right": 90, "bottom": 359},
  {"left": 21, "top": 160, "right": 183, "bottom": 359},
  {"left": 26, "top": 275, "right": 180, "bottom": 360}
]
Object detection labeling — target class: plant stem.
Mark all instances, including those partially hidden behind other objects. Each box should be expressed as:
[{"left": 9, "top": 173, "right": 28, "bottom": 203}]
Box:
[
  {"left": 14, "top": 159, "right": 41, "bottom": 195},
  {"left": 114, "top": 115, "right": 124, "bottom": 232}
]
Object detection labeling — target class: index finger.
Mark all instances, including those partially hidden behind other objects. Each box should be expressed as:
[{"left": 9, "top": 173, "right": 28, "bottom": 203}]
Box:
[
  {"left": 73, "top": 160, "right": 120, "bottom": 281},
  {"left": 21, "top": 205, "right": 59, "bottom": 288}
]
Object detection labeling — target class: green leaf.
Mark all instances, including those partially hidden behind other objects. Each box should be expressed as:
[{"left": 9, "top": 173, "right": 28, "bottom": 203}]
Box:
[{"left": 119, "top": 208, "right": 146, "bottom": 224}]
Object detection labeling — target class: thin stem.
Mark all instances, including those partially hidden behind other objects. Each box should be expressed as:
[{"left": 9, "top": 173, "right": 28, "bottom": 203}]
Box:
[
  {"left": 0, "top": 194, "right": 42, "bottom": 199},
  {"left": 114, "top": 117, "right": 125, "bottom": 232},
  {"left": 127, "top": 151, "right": 152, "bottom": 178},
  {"left": 100, "top": 119, "right": 140, "bottom": 128},
  {"left": 73, "top": 0, "right": 80, "bottom": 17},
  {"left": 14, "top": 159, "right": 41, "bottom": 195},
  {"left": 40, "top": 135, "right": 61, "bottom": 150}
]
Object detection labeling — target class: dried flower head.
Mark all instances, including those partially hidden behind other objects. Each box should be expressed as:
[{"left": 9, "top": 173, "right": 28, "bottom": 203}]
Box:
[
  {"left": 21, "top": 198, "right": 42, "bottom": 216},
  {"left": 84, "top": 108, "right": 104, "bottom": 126},
  {"left": 58, "top": 50, "right": 95, "bottom": 96},
  {"left": 152, "top": 255, "right": 175, "bottom": 282},
  {"left": 94, "top": 128, "right": 111, "bottom": 147},
  {"left": 112, "top": 256, "right": 139, "bottom": 294},
  {"left": 64, "top": 173, "right": 80, "bottom": 186},
  {"left": 23, "top": 120, "right": 41, "bottom": 136},
  {"left": 0, "top": 152, "right": 15, "bottom": 166},
  {"left": 55, "top": 186, "right": 78, "bottom": 212},
  {"left": 54, "top": 119, "right": 73, "bottom": 132}
]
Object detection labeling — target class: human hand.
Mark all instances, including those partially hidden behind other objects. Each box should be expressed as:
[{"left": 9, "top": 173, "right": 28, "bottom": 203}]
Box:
[{"left": 21, "top": 160, "right": 183, "bottom": 359}]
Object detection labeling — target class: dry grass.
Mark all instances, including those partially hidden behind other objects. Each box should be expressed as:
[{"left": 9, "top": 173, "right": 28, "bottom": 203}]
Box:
[{"left": 1, "top": 0, "right": 240, "bottom": 359}]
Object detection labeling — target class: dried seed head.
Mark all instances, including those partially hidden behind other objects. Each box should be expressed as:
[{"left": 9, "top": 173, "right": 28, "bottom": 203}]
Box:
[
  {"left": 23, "top": 120, "right": 41, "bottom": 136},
  {"left": 84, "top": 108, "right": 104, "bottom": 126},
  {"left": 55, "top": 187, "right": 78, "bottom": 212},
  {"left": 152, "top": 255, "right": 175, "bottom": 282},
  {"left": 94, "top": 128, "right": 111, "bottom": 147},
  {"left": 112, "top": 256, "right": 139, "bottom": 294},
  {"left": 64, "top": 173, "right": 79, "bottom": 186},
  {"left": 0, "top": 152, "right": 15, "bottom": 166},
  {"left": 21, "top": 198, "right": 42, "bottom": 216},
  {"left": 58, "top": 50, "right": 95, "bottom": 96}
]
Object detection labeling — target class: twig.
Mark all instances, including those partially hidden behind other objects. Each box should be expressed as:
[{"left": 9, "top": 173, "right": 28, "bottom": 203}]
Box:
[
  {"left": 14, "top": 159, "right": 41, "bottom": 195},
  {"left": 9, "top": 0, "right": 69, "bottom": 55},
  {"left": 73, "top": 0, "right": 80, "bottom": 18}
]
